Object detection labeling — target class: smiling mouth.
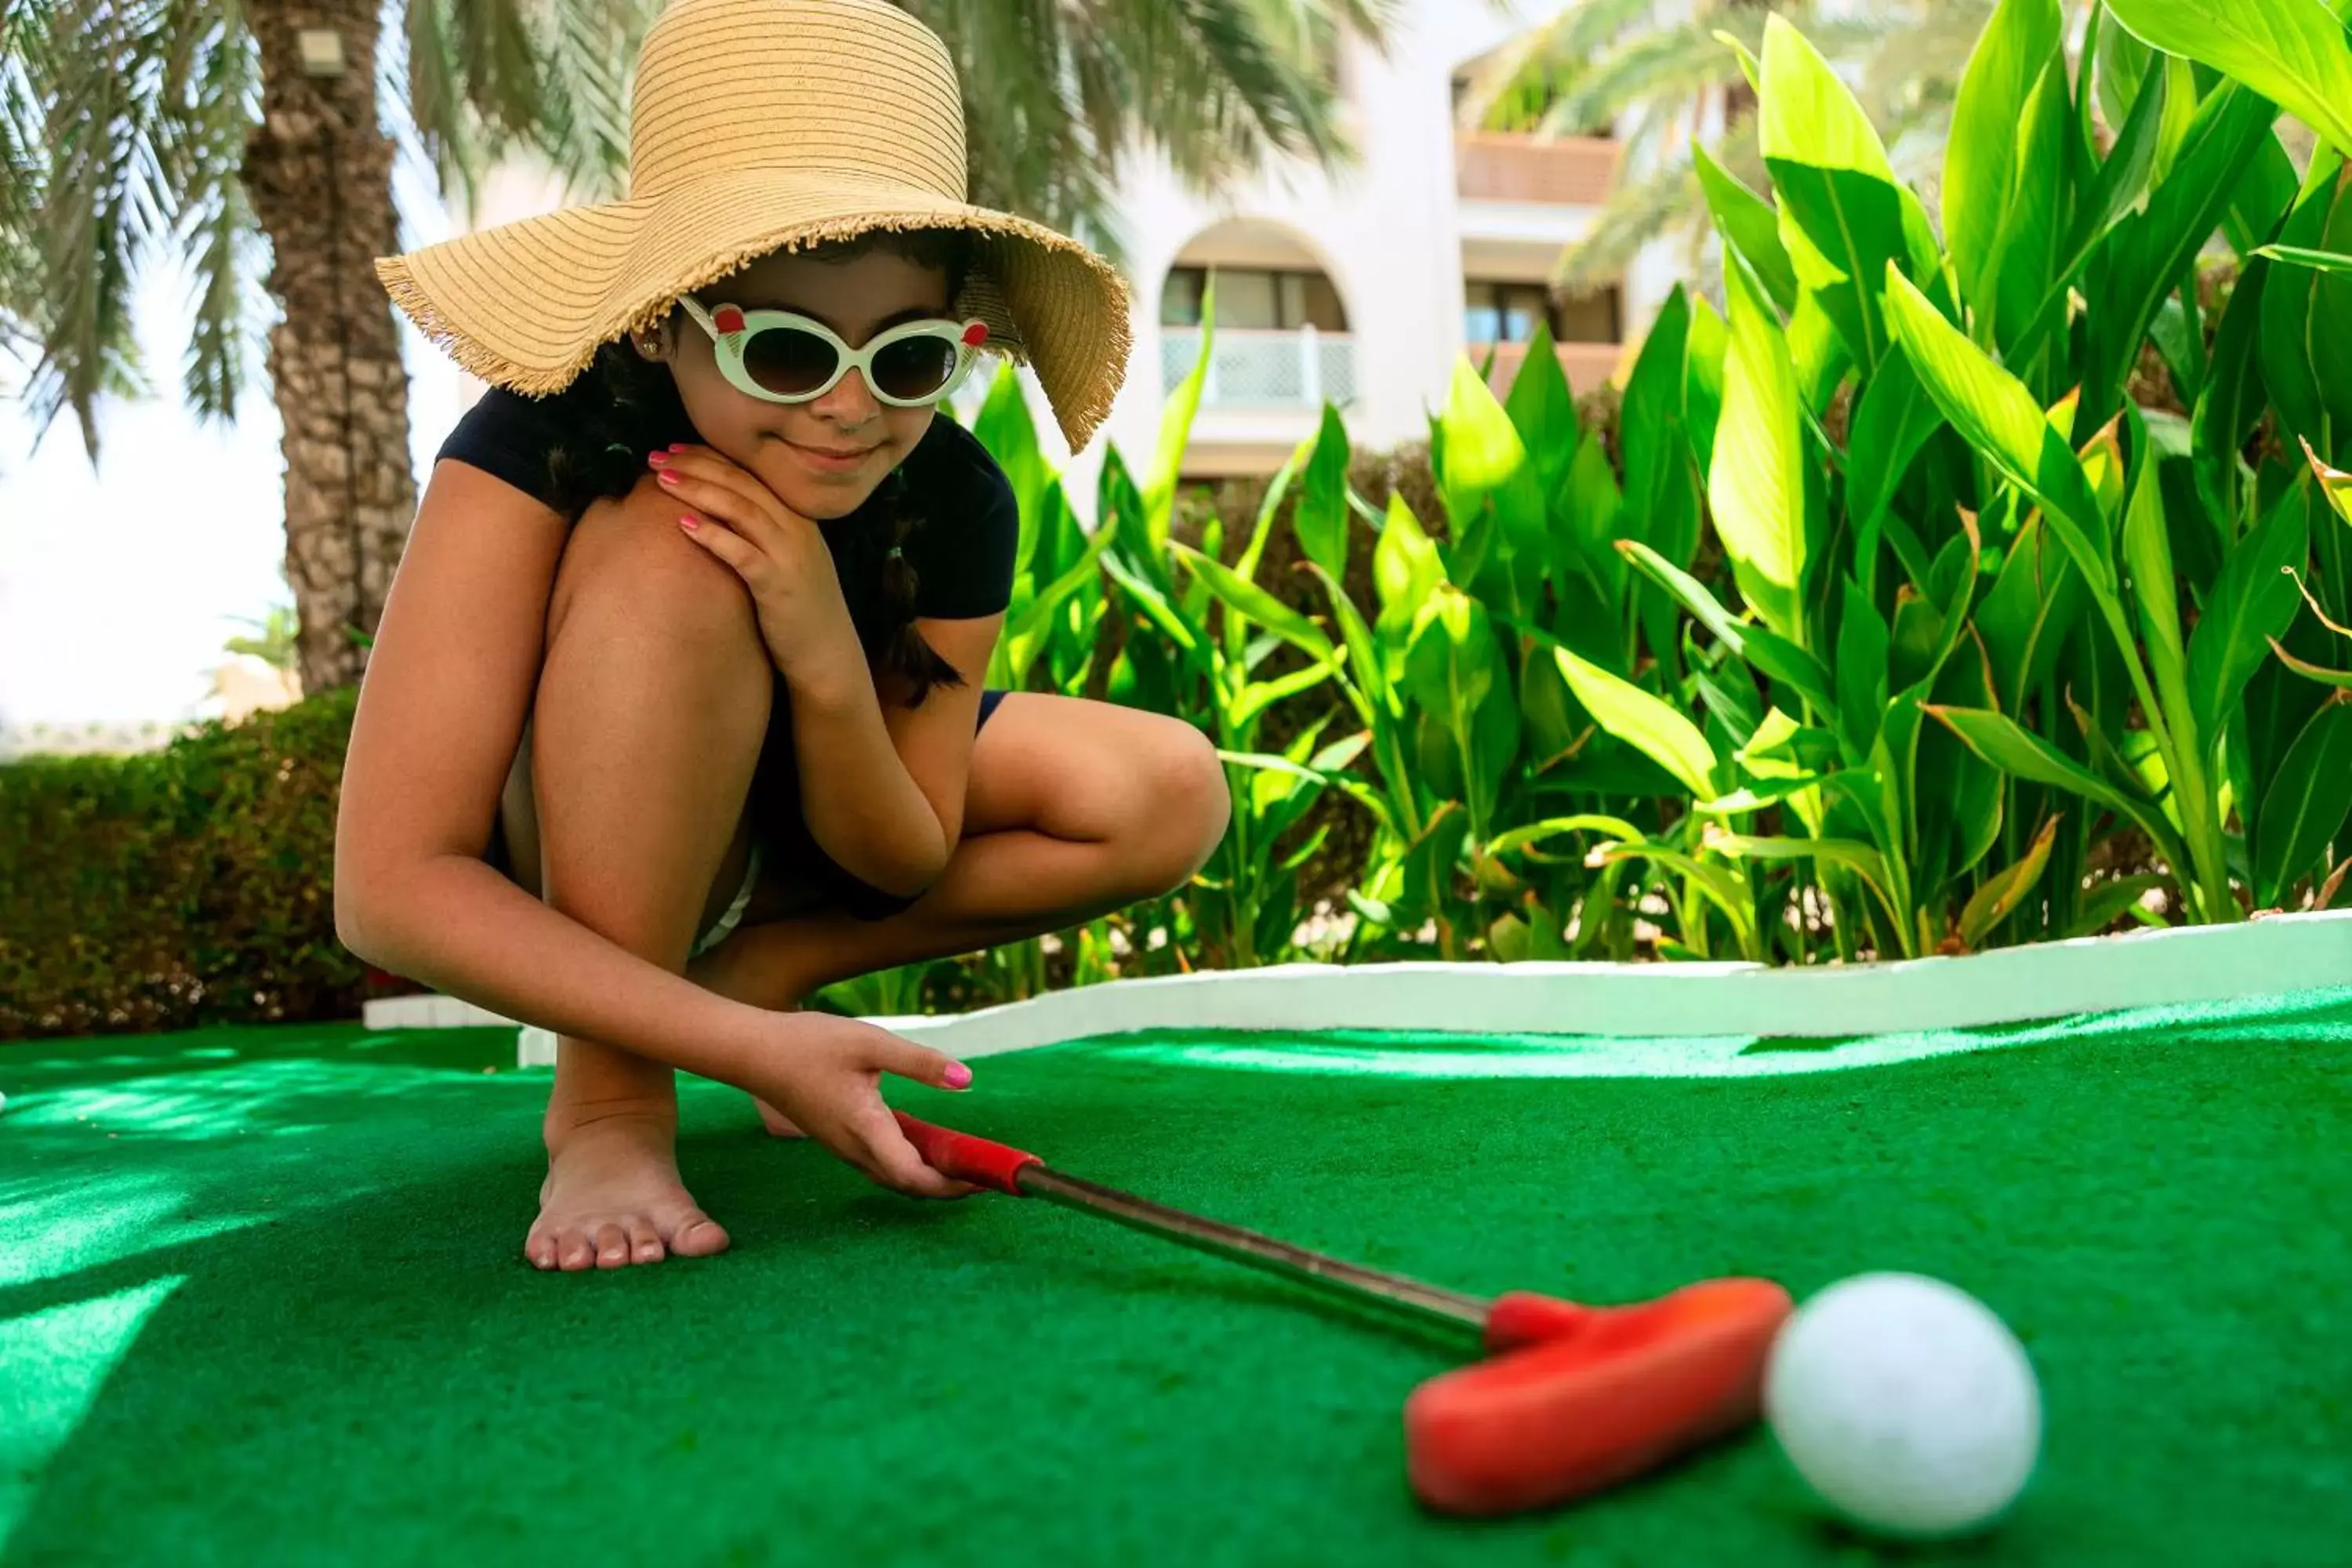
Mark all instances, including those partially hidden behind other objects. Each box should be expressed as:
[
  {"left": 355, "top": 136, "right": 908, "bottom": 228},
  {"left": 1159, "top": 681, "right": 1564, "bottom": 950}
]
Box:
[{"left": 785, "top": 437, "right": 880, "bottom": 461}]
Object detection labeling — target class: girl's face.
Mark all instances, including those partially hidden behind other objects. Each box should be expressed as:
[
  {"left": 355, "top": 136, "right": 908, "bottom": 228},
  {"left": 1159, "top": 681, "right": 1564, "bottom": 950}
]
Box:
[{"left": 663, "top": 249, "right": 950, "bottom": 519}]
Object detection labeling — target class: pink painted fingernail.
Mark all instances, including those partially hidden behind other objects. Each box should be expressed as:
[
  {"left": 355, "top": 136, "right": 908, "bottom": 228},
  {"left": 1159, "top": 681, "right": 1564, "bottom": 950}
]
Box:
[
  {"left": 678, "top": 516, "right": 699, "bottom": 532},
  {"left": 647, "top": 451, "right": 669, "bottom": 467},
  {"left": 656, "top": 470, "right": 679, "bottom": 486},
  {"left": 668, "top": 442, "right": 689, "bottom": 452},
  {"left": 943, "top": 1062, "right": 973, "bottom": 1089}
]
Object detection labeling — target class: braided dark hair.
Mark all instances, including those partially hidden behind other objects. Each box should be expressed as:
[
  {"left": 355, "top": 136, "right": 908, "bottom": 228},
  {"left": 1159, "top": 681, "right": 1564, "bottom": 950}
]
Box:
[{"left": 540, "top": 230, "right": 973, "bottom": 706}]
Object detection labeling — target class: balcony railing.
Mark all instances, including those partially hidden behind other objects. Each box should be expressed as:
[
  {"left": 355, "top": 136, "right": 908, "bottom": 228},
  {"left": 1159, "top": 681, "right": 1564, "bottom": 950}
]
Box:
[
  {"left": 1455, "top": 132, "right": 1621, "bottom": 207},
  {"left": 1160, "top": 326, "right": 1359, "bottom": 408},
  {"left": 1482, "top": 339, "right": 1623, "bottom": 397}
]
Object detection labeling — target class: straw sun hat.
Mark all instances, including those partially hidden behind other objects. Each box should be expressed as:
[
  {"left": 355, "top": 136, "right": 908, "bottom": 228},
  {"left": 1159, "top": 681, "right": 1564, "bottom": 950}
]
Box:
[{"left": 376, "top": 0, "right": 1131, "bottom": 449}]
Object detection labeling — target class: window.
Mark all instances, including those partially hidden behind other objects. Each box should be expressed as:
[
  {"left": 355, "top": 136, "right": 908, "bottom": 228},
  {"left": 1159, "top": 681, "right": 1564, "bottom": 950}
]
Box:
[
  {"left": 1464, "top": 279, "right": 1622, "bottom": 345},
  {"left": 1161, "top": 266, "right": 1348, "bottom": 331}
]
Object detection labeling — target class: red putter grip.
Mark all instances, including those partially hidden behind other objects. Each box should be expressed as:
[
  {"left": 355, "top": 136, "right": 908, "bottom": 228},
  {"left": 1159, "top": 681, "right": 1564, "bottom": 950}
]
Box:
[{"left": 894, "top": 1112, "right": 1041, "bottom": 1195}]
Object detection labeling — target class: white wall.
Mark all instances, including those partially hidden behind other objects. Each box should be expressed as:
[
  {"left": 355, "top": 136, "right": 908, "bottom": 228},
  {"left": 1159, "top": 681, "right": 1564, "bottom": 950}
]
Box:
[{"left": 1078, "top": 0, "right": 1587, "bottom": 491}]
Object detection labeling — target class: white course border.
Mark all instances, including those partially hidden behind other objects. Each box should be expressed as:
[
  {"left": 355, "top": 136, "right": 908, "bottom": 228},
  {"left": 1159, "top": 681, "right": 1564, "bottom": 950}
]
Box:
[{"left": 354, "top": 909, "right": 2352, "bottom": 1068}]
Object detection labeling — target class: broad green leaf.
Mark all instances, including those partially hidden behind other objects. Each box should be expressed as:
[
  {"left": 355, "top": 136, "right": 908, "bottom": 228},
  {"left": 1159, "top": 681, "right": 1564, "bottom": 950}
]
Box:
[
  {"left": 2106, "top": 0, "right": 2352, "bottom": 160},
  {"left": 2194, "top": 253, "right": 2270, "bottom": 528},
  {"left": 1405, "top": 587, "right": 1502, "bottom": 725},
  {"left": 1842, "top": 343, "right": 1944, "bottom": 575},
  {"left": 1436, "top": 359, "right": 1546, "bottom": 599},
  {"left": 1372, "top": 492, "right": 1446, "bottom": 633},
  {"left": 2300, "top": 170, "right": 2352, "bottom": 433},
  {"left": 1621, "top": 287, "right": 1703, "bottom": 661},
  {"left": 1613, "top": 542, "right": 1836, "bottom": 710},
  {"left": 2066, "top": 40, "right": 2170, "bottom": 271},
  {"left": 1957, "top": 811, "right": 2061, "bottom": 949},
  {"left": 996, "top": 501, "right": 1110, "bottom": 685},
  {"left": 1974, "top": 517, "right": 2087, "bottom": 710},
  {"left": 1705, "top": 829, "right": 1900, "bottom": 928},
  {"left": 1145, "top": 278, "right": 1213, "bottom": 554},
  {"left": 1290, "top": 406, "right": 1352, "bottom": 584},
  {"left": 1234, "top": 442, "right": 1304, "bottom": 585},
  {"left": 974, "top": 364, "right": 1049, "bottom": 572},
  {"left": 2255, "top": 696, "right": 2352, "bottom": 901},
  {"left": 1552, "top": 644, "right": 1720, "bottom": 798},
  {"left": 1759, "top": 14, "right": 1938, "bottom": 372},
  {"left": 2078, "top": 82, "right": 2281, "bottom": 418},
  {"left": 2185, "top": 480, "right": 2311, "bottom": 745},
  {"left": 2259, "top": 165, "right": 2340, "bottom": 449},
  {"left": 2122, "top": 437, "right": 2189, "bottom": 718},
  {"left": 1693, "top": 142, "right": 1799, "bottom": 314},
  {"left": 1229, "top": 654, "right": 1345, "bottom": 731},
  {"left": 1560, "top": 431, "right": 1628, "bottom": 604},
  {"left": 1684, "top": 296, "right": 1729, "bottom": 481},
  {"left": 2254, "top": 241, "right": 2352, "bottom": 273},
  {"left": 1098, "top": 446, "right": 1166, "bottom": 591},
  {"left": 1837, "top": 578, "right": 1892, "bottom": 758},
  {"left": 1708, "top": 261, "right": 1809, "bottom": 641},
  {"left": 1929, "top": 705, "right": 2146, "bottom": 818},
  {"left": 1945, "top": 0, "right": 2067, "bottom": 346},
  {"left": 1882, "top": 267, "right": 2118, "bottom": 603},
  {"left": 1921, "top": 631, "right": 2006, "bottom": 883},
  {"left": 1486, "top": 815, "right": 1646, "bottom": 858},
  {"left": 1504, "top": 319, "right": 1579, "bottom": 503},
  {"left": 1172, "top": 543, "right": 1335, "bottom": 662}
]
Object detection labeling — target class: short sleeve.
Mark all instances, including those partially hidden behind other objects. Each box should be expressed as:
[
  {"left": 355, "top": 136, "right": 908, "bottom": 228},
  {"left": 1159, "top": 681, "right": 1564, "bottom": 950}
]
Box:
[
  {"left": 435, "top": 387, "right": 571, "bottom": 510},
  {"left": 902, "top": 420, "right": 1020, "bottom": 620}
]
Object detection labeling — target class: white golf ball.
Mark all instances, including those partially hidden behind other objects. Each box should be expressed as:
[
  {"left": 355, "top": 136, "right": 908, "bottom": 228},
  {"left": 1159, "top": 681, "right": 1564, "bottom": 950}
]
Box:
[{"left": 1764, "top": 1272, "right": 2040, "bottom": 1539}]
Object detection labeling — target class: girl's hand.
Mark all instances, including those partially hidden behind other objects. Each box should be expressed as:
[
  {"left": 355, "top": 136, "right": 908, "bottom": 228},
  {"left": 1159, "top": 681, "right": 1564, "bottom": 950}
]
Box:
[
  {"left": 744, "top": 1010, "right": 981, "bottom": 1200},
  {"left": 653, "top": 445, "right": 862, "bottom": 688}
]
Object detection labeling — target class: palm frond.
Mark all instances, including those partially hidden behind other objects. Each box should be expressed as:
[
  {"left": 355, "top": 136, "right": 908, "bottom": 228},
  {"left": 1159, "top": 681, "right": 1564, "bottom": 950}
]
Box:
[
  {"left": 27, "top": 0, "right": 190, "bottom": 455},
  {"left": 173, "top": 0, "right": 259, "bottom": 420},
  {"left": 530, "top": 0, "right": 644, "bottom": 201}
]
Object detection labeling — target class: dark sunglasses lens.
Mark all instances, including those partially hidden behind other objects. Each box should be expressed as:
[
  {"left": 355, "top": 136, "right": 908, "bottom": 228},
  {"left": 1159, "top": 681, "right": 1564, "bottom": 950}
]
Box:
[
  {"left": 739, "top": 326, "right": 840, "bottom": 397},
  {"left": 870, "top": 335, "right": 960, "bottom": 401}
]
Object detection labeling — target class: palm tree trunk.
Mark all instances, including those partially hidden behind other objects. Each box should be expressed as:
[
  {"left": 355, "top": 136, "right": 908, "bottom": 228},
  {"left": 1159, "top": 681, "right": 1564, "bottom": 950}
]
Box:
[{"left": 242, "top": 0, "right": 416, "bottom": 695}]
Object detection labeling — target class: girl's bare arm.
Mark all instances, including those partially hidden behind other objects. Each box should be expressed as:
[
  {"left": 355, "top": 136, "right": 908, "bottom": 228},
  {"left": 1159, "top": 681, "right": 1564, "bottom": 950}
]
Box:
[{"left": 332, "top": 462, "right": 775, "bottom": 1086}]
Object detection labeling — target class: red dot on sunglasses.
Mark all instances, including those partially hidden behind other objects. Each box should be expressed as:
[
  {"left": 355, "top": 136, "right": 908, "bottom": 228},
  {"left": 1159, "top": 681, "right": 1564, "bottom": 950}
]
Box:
[
  {"left": 713, "top": 306, "right": 746, "bottom": 336},
  {"left": 962, "top": 322, "right": 989, "bottom": 348}
]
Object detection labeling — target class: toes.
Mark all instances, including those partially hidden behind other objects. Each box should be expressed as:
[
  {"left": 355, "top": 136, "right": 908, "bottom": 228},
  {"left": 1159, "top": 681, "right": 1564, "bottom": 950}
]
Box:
[
  {"left": 559, "top": 1231, "right": 598, "bottom": 1272},
  {"left": 525, "top": 1232, "right": 561, "bottom": 1271},
  {"left": 626, "top": 1218, "right": 666, "bottom": 1265},
  {"left": 593, "top": 1222, "right": 632, "bottom": 1269},
  {"left": 666, "top": 1210, "right": 731, "bottom": 1258}
]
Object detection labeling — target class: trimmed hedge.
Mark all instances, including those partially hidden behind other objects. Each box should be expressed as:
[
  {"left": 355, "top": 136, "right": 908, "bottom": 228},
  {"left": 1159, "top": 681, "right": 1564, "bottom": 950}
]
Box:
[{"left": 0, "top": 687, "right": 401, "bottom": 1040}]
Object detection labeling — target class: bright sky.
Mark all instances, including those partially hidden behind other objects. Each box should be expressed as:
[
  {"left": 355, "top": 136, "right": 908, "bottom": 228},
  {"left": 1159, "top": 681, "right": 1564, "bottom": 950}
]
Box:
[{"left": 0, "top": 156, "right": 469, "bottom": 731}]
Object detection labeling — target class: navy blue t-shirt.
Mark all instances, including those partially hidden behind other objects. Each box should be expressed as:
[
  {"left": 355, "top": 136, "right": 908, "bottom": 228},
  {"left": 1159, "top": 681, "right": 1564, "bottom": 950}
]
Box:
[{"left": 437, "top": 387, "right": 1021, "bottom": 631}]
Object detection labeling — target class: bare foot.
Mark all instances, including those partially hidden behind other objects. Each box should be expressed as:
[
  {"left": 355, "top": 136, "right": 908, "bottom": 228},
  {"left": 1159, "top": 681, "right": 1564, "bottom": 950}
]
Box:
[
  {"left": 754, "top": 1098, "right": 809, "bottom": 1139},
  {"left": 528, "top": 1105, "right": 731, "bottom": 1270}
]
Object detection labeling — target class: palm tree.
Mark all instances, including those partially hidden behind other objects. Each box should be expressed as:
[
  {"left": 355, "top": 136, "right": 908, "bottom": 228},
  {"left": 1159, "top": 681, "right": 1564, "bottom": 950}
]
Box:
[
  {"left": 1456, "top": 0, "right": 1993, "bottom": 292},
  {"left": 2, "top": 0, "right": 1390, "bottom": 697}
]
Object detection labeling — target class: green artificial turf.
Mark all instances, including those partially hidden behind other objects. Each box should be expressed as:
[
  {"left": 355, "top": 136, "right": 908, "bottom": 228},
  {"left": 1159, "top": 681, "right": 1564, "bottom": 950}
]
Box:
[{"left": 3, "top": 989, "right": 2348, "bottom": 1566}]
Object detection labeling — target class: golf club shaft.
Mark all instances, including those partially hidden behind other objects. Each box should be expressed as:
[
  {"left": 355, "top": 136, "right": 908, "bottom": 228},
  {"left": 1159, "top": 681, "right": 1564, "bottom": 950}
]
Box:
[{"left": 1011, "top": 1163, "right": 1492, "bottom": 1334}]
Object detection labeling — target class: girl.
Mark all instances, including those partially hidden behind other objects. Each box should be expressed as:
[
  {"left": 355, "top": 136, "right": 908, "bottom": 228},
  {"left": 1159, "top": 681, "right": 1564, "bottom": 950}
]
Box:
[{"left": 336, "top": 0, "right": 1229, "bottom": 1272}]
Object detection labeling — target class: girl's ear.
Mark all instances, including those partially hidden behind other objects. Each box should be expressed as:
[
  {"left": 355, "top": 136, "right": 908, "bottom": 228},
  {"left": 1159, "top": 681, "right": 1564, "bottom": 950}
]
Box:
[{"left": 632, "top": 318, "right": 676, "bottom": 362}]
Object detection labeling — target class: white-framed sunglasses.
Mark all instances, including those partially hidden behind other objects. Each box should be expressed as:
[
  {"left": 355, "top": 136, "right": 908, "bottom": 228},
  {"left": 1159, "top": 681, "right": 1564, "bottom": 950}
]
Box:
[{"left": 677, "top": 295, "right": 989, "bottom": 408}]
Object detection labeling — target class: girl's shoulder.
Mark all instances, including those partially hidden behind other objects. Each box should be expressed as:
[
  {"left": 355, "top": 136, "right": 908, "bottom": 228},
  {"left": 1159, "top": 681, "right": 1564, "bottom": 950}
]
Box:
[{"left": 437, "top": 381, "right": 688, "bottom": 514}]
